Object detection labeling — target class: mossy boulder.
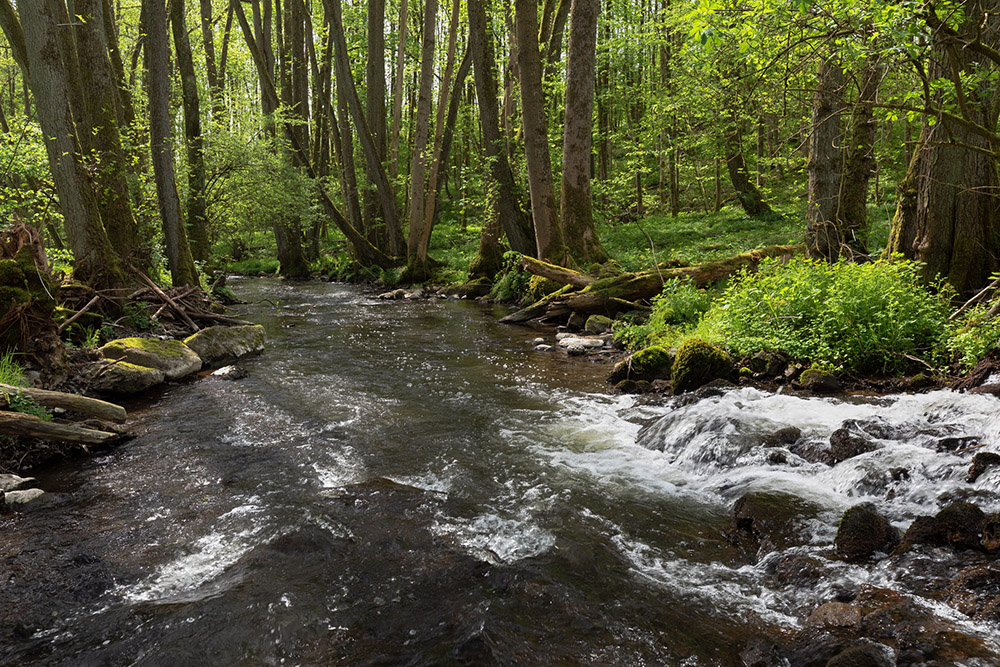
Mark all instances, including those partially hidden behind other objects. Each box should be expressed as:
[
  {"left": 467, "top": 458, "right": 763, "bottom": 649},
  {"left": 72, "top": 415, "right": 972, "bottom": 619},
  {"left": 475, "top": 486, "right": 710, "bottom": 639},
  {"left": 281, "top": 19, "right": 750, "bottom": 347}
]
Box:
[
  {"left": 968, "top": 452, "right": 1000, "bottom": 483},
  {"left": 584, "top": 315, "right": 613, "bottom": 335},
  {"left": 183, "top": 325, "right": 266, "bottom": 367},
  {"left": 835, "top": 505, "right": 900, "bottom": 562},
  {"left": 523, "top": 275, "right": 562, "bottom": 304},
  {"left": 100, "top": 337, "right": 202, "bottom": 380},
  {"left": 726, "top": 491, "right": 823, "bottom": 561},
  {"left": 901, "top": 502, "right": 987, "bottom": 551},
  {"left": 607, "top": 345, "right": 675, "bottom": 383},
  {"left": 0, "top": 259, "right": 27, "bottom": 286},
  {"left": 799, "top": 368, "right": 841, "bottom": 393},
  {"left": 87, "top": 360, "right": 165, "bottom": 395},
  {"left": 670, "top": 338, "right": 732, "bottom": 394}
]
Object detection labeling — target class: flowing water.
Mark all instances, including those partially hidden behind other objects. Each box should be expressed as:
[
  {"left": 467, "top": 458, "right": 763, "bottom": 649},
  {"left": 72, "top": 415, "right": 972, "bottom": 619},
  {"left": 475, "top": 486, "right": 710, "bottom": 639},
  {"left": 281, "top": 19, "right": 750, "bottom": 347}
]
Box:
[{"left": 4, "top": 278, "right": 1000, "bottom": 665}]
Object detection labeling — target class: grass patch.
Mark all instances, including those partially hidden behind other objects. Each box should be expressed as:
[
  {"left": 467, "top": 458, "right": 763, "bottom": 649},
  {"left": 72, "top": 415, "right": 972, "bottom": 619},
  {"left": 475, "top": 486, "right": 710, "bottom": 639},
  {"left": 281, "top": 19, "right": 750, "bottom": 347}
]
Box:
[{"left": 227, "top": 257, "right": 280, "bottom": 275}]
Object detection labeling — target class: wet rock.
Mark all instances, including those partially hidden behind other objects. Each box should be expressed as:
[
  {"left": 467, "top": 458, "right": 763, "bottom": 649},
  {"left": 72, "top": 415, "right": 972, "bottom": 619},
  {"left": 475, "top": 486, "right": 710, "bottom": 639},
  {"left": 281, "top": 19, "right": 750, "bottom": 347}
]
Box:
[
  {"left": 840, "top": 417, "right": 899, "bottom": 441},
  {"left": 762, "top": 426, "right": 802, "bottom": 448},
  {"left": 805, "top": 602, "right": 862, "bottom": 631},
  {"left": 404, "top": 288, "right": 425, "bottom": 300},
  {"left": 739, "top": 635, "right": 787, "bottom": 667},
  {"left": 584, "top": 315, "right": 613, "bottom": 335},
  {"left": 771, "top": 555, "right": 824, "bottom": 588},
  {"left": 567, "top": 311, "right": 588, "bottom": 331},
  {"left": 0, "top": 473, "right": 36, "bottom": 492},
  {"left": 557, "top": 336, "right": 604, "bottom": 350},
  {"left": 377, "top": 288, "right": 406, "bottom": 300},
  {"left": 902, "top": 502, "right": 986, "bottom": 551},
  {"left": 933, "top": 435, "right": 979, "bottom": 452},
  {"left": 4, "top": 488, "right": 45, "bottom": 506},
  {"left": 530, "top": 337, "right": 545, "bottom": 346},
  {"left": 968, "top": 451, "right": 1000, "bottom": 483},
  {"left": 825, "top": 644, "right": 894, "bottom": 667},
  {"left": 835, "top": 505, "right": 900, "bottom": 562},
  {"left": 748, "top": 350, "right": 786, "bottom": 377},
  {"left": 87, "top": 360, "right": 165, "bottom": 395},
  {"left": 533, "top": 344, "right": 554, "bottom": 352},
  {"left": 611, "top": 379, "right": 654, "bottom": 394},
  {"left": 183, "top": 324, "right": 266, "bottom": 367},
  {"left": 444, "top": 279, "right": 491, "bottom": 299},
  {"left": 981, "top": 513, "right": 1000, "bottom": 552},
  {"left": 100, "top": 337, "right": 202, "bottom": 380},
  {"left": 671, "top": 338, "right": 732, "bottom": 394},
  {"left": 799, "top": 368, "right": 841, "bottom": 394},
  {"left": 945, "top": 565, "right": 1000, "bottom": 617},
  {"left": 210, "top": 364, "right": 248, "bottom": 380},
  {"left": 727, "top": 491, "right": 822, "bottom": 561},
  {"left": 607, "top": 345, "right": 675, "bottom": 383},
  {"left": 829, "top": 428, "right": 877, "bottom": 464}
]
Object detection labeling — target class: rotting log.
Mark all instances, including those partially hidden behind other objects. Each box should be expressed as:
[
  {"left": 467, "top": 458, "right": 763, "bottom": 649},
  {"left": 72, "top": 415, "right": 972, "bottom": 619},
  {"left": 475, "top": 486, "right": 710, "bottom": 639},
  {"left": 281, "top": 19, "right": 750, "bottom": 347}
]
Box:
[
  {"left": 0, "top": 411, "right": 120, "bottom": 444},
  {"left": 0, "top": 383, "right": 127, "bottom": 423},
  {"left": 520, "top": 256, "right": 595, "bottom": 287},
  {"left": 502, "top": 244, "right": 802, "bottom": 323}
]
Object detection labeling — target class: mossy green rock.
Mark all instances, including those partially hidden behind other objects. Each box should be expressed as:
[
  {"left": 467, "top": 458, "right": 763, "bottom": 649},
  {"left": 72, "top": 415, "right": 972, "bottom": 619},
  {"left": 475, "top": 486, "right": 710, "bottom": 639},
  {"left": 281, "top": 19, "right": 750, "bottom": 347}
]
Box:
[
  {"left": 799, "top": 368, "right": 841, "bottom": 393},
  {"left": 523, "top": 275, "right": 562, "bottom": 303},
  {"left": 584, "top": 315, "right": 613, "bottom": 335},
  {"left": 184, "top": 325, "right": 266, "bottom": 367},
  {"left": 607, "top": 345, "right": 675, "bottom": 383},
  {"left": 88, "top": 360, "right": 165, "bottom": 395},
  {"left": 670, "top": 338, "right": 732, "bottom": 394},
  {"left": 835, "top": 505, "right": 900, "bottom": 562},
  {"left": 100, "top": 337, "right": 202, "bottom": 380}
]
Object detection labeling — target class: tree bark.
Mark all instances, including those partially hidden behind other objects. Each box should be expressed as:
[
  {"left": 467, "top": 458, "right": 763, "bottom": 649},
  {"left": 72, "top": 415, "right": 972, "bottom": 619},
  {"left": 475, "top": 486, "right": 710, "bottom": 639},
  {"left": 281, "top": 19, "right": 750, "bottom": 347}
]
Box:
[
  {"left": 725, "top": 125, "right": 773, "bottom": 217},
  {"left": 199, "top": 0, "right": 223, "bottom": 119},
  {"left": 170, "top": 0, "right": 211, "bottom": 262},
  {"left": 364, "top": 0, "right": 387, "bottom": 245},
  {"left": 837, "top": 62, "right": 879, "bottom": 252},
  {"left": 389, "top": 0, "right": 409, "bottom": 178},
  {"left": 805, "top": 58, "right": 846, "bottom": 260},
  {"left": 467, "top": 0, "right": 535, "bottom": 256},
  {"left": 560, "top": 0, "right": 608, "bottom": 264},
  {"left": 515, "top": 0, "right": 566, "bottom": 263},
  {"left": 143, "top": 0, "right": 199, "bottom": 286}
]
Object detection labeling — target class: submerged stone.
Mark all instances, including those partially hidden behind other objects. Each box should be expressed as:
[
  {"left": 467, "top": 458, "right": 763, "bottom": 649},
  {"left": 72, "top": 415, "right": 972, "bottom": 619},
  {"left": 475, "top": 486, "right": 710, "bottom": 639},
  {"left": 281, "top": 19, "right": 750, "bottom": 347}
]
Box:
[
  {"left": 727, "top": 491, "right": 822, "bottom": 562},
  {"left": 100, "top": 337, "right": 202, "bottom": 380}
]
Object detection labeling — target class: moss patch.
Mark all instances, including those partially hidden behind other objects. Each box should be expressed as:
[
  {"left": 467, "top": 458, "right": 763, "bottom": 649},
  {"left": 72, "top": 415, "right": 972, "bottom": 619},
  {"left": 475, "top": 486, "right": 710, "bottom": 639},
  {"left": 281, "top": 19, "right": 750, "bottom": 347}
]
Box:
[
  {"left": 101, "top": 337, "right": 193, "bottom": 358},
  {"left": 671, "top": 338, "right": 732, "bottom": 394}
]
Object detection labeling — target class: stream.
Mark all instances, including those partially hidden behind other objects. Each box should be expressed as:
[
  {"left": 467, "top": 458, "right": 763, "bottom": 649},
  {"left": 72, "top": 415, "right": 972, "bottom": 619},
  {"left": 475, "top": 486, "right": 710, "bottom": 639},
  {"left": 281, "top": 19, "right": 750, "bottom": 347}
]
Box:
[{"left": 4, "top": 278, "right": 1000, "bottom": 665}]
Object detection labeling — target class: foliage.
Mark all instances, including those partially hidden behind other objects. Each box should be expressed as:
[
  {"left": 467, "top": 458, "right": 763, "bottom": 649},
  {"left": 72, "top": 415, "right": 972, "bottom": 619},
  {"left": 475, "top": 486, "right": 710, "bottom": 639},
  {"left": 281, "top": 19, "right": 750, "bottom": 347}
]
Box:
[
  {"left": 0, "top": 349, "right": 28, "bottom": 386},
  {"left": 227, "top": 258, "right": 280, "bottom": 275},
  {"left": 613, "top": 278, "right": 711, "bottom": 349},
  {"left": 122, "top": 302, "right": 157, "bottom": 331},
  {"left": 946, "top": 306, "right": 1000, "bottom": 369},
  {"left": 7, "top": 391, "right": 52, "bottom": 421},
  {"left": 490, "top": 252, "right": 531, "bottom": 302},
  {"left": 706, "top": 257, "right": 950, "bottom": 373}
]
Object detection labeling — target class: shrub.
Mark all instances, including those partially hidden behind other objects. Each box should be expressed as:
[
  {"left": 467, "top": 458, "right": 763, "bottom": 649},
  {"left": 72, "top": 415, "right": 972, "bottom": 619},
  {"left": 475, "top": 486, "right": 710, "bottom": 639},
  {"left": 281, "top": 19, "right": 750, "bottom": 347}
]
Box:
[
  {"left": 708, "top": 257, "right": 949, "bottom": 373},
  {"left": 490, "top": 252, "right": 531, "bottom": 302},
  {"left": 613, "top": 278, "right": 711, "bottom": 349},
  {"left": 946, "top": 305, "right": 1000, "bottom": 369}
]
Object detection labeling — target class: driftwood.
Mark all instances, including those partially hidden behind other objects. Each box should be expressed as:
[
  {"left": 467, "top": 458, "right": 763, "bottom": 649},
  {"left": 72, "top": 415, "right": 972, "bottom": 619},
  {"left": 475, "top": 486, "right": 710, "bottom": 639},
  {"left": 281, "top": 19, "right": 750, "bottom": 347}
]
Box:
[
  {"left": 135, "top": 271, "right": 200, "bottom": 332},
  {"left": 0, "top": 383, "right": 127, "bottom": 423},
  {"left": 0, "top": 411, "right": 119, "bottom": 445},
  {"left": 56, "top": 295, "right": 102, "bottom": 335},
  {"left": 501, "top": 244, "right": 802, "bottom": 324}
]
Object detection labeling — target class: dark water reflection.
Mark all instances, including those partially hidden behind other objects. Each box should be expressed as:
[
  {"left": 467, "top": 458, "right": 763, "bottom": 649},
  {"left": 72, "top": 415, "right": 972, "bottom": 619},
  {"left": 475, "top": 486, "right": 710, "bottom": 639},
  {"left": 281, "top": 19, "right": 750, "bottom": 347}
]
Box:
[{"left": 2, "top": 279, "right": 762, "bottom": 666}]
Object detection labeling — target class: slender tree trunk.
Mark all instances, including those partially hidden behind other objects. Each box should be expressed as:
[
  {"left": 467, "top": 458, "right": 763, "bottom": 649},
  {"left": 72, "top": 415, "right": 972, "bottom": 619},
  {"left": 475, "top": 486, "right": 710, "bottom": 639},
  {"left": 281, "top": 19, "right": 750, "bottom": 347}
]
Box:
[
  {"left": 389, "top": 0, "right": 408, "bottom": 178},
  {"left": 143, "top": 0, "right": 198, "bottom": 285},
  {"left": 171, "top": 0, "right": 210, "bottom": 262},
  {"left": 101, "top": 0, "right": 135, "bottom": 127},
  {"left": 403, "top": 0, "right": 439, "bottom": 279},
  {"left": 19, "top": 0, "right": 124, "bottom": 288},
  {"left": 365, "top": 0, "right": 387, "bottom": 245},
  {"left": 837, "top": 62, "right": 879, "bottom": 252},
  {"left": 468, "top": 0, "right": 535, "bottom": 256},
  {"left": 560, "top": 0, "right": 608, "bottom": 264},
  {"left": 725, "top": 124, "right": 772, "bottom": 217},
  {"left": 515, "top": 0, "right": 566, "bottom": 264},
  {"left": 805, "top": 57, "right": 845, "bottom": 260},
  {"left": 199, "top": 0, "right": 223, "bottom": 119}
]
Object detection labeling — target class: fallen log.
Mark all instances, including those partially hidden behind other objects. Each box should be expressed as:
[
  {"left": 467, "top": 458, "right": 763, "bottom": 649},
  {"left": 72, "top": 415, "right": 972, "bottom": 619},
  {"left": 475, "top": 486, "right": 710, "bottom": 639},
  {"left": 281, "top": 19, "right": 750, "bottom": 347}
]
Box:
[
  {"left": 520, "top": 256, "right": 595, "bottom": 288},
  {"left": 0, "top": 411, "right": 120, "bottom": 444},
  {"left": 502, "top": 244, "right": 803, "bottom": 323},
  {"left": 0, "top": 383, "right": 127, "bottom": 423}
]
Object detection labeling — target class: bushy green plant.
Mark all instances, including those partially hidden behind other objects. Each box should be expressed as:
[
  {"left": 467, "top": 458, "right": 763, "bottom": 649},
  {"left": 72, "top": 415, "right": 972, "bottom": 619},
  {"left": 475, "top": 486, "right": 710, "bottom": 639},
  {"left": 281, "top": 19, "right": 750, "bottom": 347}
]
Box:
[
  {"left": 122, "top": 301, "right": 156, "bottom": 331},
  {"left": 8, "top": 391, "right": 52, "bottom": 421},
  {"left": 0, "top": 349, "right": 28, "bottom": 386},
  {"left": 613, "top": 278, "right": 711, "bottom": 349},
  {"left": 946, "top": 305, "right": 1000, "bottom": 369},
  {"left": 706, "top": 257, "right": 950, "bottom": 373},
  {"left": 490, "top": 252, "right": 531, "bottom": 302}
]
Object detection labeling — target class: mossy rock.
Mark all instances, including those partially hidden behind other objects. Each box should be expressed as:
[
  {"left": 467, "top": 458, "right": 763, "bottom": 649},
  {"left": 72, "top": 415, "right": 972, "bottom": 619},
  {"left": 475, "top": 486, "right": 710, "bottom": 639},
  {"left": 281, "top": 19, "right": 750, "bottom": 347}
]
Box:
[
  {"left": 584, "top": 315, "right": 613, "bottom": 335},
  {"left": 901, "top": 501, "right": 986, "bottom": 551},
  {"left": 87, "top": 360, "right": 165, "bottom": 395},
  {"left": 727, "top": 491, "right": 823, "bottom": 561},
  {"left": 523, "top": 275, "right": 562, "bottom": 303},
  {"left": 53, "top": 306, "right": 103, "bottom": 330},
  {"left": 799, "top": 368, "right": 841, "bottom": 393},
  {"left": 607, "top": 345, "right": 675, "bottom": 383},
  {"left": 100, "top": 337, "right": 202, "bottom": 380},
  {"left": 183, "top": 325, "right": 266, "bottom": 367},
  {"left": 671, "top": 338, "right": 732, "bottom": 394},
  {"left": 835, "top": 505, "right": 900, "bottom": 562},
  {"left": 0, "top": 259, "right": 27, "bottom": 287}
]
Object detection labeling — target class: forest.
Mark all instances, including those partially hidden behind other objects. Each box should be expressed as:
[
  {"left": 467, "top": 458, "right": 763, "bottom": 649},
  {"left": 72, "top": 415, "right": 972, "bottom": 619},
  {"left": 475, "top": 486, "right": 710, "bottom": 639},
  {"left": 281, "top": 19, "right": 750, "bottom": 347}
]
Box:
[{"left": 1, "top": 0, "right": 1000, "bottom": 378}]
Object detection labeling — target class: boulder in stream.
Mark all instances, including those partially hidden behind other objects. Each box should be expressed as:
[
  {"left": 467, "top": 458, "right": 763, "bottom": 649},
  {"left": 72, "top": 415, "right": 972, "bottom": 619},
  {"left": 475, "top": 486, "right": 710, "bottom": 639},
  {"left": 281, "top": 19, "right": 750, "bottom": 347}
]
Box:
[
  {"left": 671, "top": 338, "right": 732, "bottom": 394},
  {"left": 86, "top": 360, "right": 165, "bottom": 395},
  {"left": 835, "top": 505, "right": 900, "bottom": 562},
  {"left": 100, "top": 337, "right": 202, "bottom": 380},
  {"left": 945, "top": 565, "right": 1000, "bottom": 618},
  {"left": 584, "top": 315, "right": 613, "bottom": 335},
  {"left": 968, "top": 451, "right": 1000, "bottom": 483},
  {"left": 184, "top": 324, "right": 266, "bottom": 367},
  {"left": 829, "top": 428, "right": 877, "bottom": 464},
  {"left": 0, "top": 474, "right": 36, "bottom": 492},
  {"left": 4, "top": 487, "right": 45, "bottom": 507},
  {"left": 727, "top": 491, "right": 821, "bottom": 562},
  {"left": 901, "top": 501, "right": 986, "bottom": 551},
  {"left": 607, "top": 345, "right": 675, "bottom": 384},
  {"left": 798, "top": 368, "right": 841, "bottom": 394}
]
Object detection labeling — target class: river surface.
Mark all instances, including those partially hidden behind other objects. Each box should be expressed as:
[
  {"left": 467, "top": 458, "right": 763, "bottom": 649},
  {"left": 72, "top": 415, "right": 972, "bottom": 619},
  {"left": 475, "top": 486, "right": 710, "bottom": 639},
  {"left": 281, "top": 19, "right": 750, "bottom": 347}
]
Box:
[{"left": 4, "top": 278, "right": 1000, "bottom": 665}]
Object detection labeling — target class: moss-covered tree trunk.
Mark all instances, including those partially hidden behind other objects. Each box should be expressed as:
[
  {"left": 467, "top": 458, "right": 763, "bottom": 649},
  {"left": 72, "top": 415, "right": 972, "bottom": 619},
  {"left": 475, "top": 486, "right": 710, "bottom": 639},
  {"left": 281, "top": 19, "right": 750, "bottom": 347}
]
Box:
[
  {"left": 560, "top": 0, "right": 608, "bottom": 265},
  {"left": 805, "top": 58, "right": 845, "bottom": 260}
]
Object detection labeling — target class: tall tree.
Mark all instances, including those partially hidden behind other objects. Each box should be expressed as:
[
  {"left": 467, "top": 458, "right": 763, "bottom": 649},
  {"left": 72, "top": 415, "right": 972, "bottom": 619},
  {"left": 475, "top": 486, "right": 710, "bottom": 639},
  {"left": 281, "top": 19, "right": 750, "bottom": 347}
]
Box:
[
  {"left": 143, "top": 0, "right": 199, "bottom": 285},
  {"left": 560, "top": 0, "right": 608, "bottom": 264},
  {"left": 515, "top": 0, "right": 566, "bottom": 264},
  {"left": 805, "top": 58, "right": 846, "bottom": 261},
  {"left": 365, "top": 0, "right": 387, "bottom": 246}
]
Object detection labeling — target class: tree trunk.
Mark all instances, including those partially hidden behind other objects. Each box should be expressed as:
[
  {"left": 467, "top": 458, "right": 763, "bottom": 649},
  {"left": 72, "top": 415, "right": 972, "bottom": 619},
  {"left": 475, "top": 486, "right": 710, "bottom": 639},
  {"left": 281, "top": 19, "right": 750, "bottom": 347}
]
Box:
[
  {"left": 364, "top": 0, "right": 387, "bottom": 246},
  {"left": 515, "top": 0, "right": 566, "bottom": 264},
  {"left": 725, "top": 125, "right": 772, "bottom": 217},
  {"left": 199, "top": 0, "right": 223, "bottom": 119},
  {"left": 837, "top": 62, "right": 879, "bottom": 252},
  {"left": 143, "top": 0, "right": 198, "bottom": 286},
  {"left": 389, "top": 0, "right": 408, "bottom": 178},
  {"left": 170, "top": 0, "right": 210, "bottom": 262},
  {"left": 560, "top": 0, "right": 608, "bottom": 264},
  {"left": 805, "top": 58, "right": 845, "bottom": 261},
  {"left": 403, "top": 0, "right": 439, "bottom": 280},
  {"left": 19, "top": 0, "right": 124, "bottom": 288},
  {"left": 273, "top": 216, "right": 311, "bottom": 278},
  {"left": 467, "top": 0, "right": 535, "bottom": 256}
]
